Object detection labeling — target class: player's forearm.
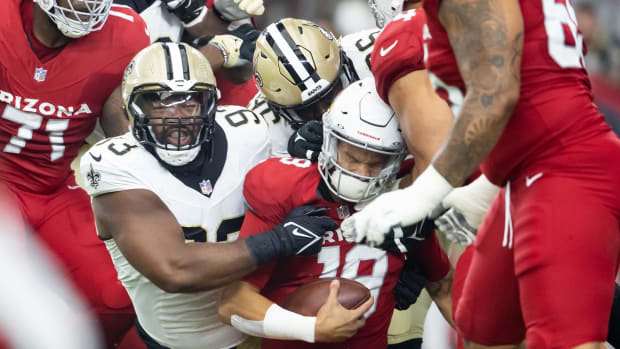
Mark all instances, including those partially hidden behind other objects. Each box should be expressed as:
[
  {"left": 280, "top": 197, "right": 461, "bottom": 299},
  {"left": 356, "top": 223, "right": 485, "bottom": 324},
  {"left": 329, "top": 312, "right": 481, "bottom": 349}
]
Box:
[
  {"left": 426, "top": 268, "right": 455, "bottom": 328},
  {"left": 433, "top": 0, "right": 523, "bottom": 186},
  {"left": 199, "top": 44, "right": 226, "bottom": 71},
  {"left": 218, "top": 281, "right": 272, "bottom": 324},
  {"left": 389, "top": 70, "right": 454, "bottom": 181},
  {"left": 185, "top": 7, "right": 229, "bottom": 38},
  {"left": 166, "top": 240, "right": 258, "bottom": 292}
]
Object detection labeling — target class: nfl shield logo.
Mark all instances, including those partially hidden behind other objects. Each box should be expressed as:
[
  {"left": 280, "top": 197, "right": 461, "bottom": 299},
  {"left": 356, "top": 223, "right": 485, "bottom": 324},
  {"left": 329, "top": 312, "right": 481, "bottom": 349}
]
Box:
[
  {"left": 199, "top": 179, "right": 213, "bottom": 197},
  {"left": 34, "top": 67, "right": 47, "bottom": 82}
]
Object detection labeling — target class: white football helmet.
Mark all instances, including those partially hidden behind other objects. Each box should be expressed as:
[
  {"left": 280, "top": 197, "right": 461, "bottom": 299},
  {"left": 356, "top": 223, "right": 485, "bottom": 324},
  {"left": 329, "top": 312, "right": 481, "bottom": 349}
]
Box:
[
  {"left": 34, "top": 0, "right": 112, "bottom": 38},
  {"left": 368, "top": 0, "right": 404, "bottom": 28},
  {"left": 318, "top": 77, "right": 405, "bottom": 203}
]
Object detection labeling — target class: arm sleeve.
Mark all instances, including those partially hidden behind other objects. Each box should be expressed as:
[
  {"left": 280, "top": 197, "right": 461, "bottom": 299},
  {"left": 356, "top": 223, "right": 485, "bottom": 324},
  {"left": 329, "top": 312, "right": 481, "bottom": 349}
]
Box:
[{"left": 408, "top": 232, "right": 450, "bottom": 282}]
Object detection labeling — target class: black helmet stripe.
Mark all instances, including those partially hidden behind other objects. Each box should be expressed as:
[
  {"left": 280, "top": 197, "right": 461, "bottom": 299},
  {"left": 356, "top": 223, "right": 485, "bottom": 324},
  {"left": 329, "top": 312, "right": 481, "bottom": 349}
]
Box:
[
  {"left": 275, "top": 22, "right": 322, "bottom": 84},
  {"left": 163, "top": 43, "right": 188, "bottom": 81},
  {"left": 264, "top": 32, "right": 307, "bottom": 91},
  {"left": 265, "top": 21, "right": 324, "bottom": 92},
  {"left": 160, "top": 43, "right": 174, "bottom": 80},
  {"left": 178, "top": 44, "right": 191, "bottom": 80}
]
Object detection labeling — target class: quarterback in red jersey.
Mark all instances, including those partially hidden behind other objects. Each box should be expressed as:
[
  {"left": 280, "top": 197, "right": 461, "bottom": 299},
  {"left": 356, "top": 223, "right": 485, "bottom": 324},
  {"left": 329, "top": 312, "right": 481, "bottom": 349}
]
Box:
[
  {"left": 218, "top": 78, "right": 452, "bottom": 348},
  {"left": 0, "top": 0, "right": 149, "bottom": 346},
  {"left": 347, "top": 0, "right": 620, "bottom": 348}
]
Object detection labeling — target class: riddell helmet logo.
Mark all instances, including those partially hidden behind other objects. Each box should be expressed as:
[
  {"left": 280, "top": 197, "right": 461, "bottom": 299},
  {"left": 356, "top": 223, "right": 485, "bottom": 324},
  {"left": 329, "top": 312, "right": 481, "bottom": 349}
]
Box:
[
  {"left": 306, "top": 84, "right": 322, "bottom": 97},
  {"left": 357, "top": 130, "right": 380, "bottom": 141}
]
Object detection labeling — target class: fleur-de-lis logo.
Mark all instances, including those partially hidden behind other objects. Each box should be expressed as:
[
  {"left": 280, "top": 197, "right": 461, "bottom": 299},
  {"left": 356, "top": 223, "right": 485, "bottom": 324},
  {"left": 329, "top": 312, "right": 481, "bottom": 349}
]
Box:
[{"left": 86, "top": 164, "right": 101, "bottom": 189}]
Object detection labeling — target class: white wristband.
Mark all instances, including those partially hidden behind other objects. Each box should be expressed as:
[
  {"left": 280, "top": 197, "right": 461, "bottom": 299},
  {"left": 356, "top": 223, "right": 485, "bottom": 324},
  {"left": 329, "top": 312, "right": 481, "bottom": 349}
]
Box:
[
  {"left": 264, "top": 304, "right": 316, "bottom": 343},
  {"left": 411, "top": 165, "right": 454, "bottom": 208},
  {"left": 230, "top": 304, "right": 316, "bottom": 343}
]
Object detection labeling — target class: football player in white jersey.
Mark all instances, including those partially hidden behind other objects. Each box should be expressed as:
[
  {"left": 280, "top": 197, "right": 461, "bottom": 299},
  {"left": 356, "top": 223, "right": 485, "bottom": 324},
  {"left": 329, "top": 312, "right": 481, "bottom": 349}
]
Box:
[
  {"left": 248, "top": 18, "right": 378, "bottom": 158},
  {"left": 80, "top": 42, "right": 366, "bottom": 349}
]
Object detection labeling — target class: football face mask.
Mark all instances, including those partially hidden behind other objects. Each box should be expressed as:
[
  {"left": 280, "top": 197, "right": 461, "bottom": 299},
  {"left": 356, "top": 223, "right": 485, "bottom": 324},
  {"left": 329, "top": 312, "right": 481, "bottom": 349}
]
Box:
[
  {"left": 35, "top": 0, "right": 113, "bottom": 38},
  {"left": 129, "top": 89, "right": 217, "bottom": 152}
]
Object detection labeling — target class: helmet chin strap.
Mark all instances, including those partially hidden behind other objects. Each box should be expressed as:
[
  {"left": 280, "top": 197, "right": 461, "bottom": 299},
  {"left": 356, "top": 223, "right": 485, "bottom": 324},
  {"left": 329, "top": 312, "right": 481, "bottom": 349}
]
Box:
[
  {"left": 55, "top": 19, "right": 89, "bottom": 38},
  {"left": 155, "top": 146, "right": 202, "bottom": 167},
  {"left": 330, "top": 168, "right": 373, "bottom": 202}
]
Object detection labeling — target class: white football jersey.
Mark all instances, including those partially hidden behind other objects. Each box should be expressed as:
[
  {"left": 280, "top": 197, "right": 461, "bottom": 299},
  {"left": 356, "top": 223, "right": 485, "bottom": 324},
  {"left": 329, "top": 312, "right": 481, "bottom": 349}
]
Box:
[
  {"left": 80, "top": 105, "right": 270, "bottom": 349},
  {"left": 340, "top": 28, "right": 381, "bottom": 80},
  {"left": 138, "top": 1, "right": 184, "bottom": 43},
  {"left": 247, "top": 93, "right": 294, "bottom": 157}
]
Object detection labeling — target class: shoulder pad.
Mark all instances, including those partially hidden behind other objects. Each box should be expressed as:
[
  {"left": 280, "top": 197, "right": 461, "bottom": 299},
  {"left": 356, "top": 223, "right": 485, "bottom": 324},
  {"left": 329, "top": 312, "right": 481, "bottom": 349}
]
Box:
[
  {"left": 371, "top": 9, "right": 427, "bottom": 103},
  {"left": 79, "top": 134, "right": 151, "bottom": 197},
  {"left": 243, "top": 158, "right": 319, "bottom": 220}
]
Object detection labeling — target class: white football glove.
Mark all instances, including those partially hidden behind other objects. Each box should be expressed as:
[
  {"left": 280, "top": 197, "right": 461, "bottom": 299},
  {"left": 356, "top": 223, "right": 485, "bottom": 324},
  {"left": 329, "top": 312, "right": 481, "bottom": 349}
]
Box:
[
  {"left": 341, "top": 165, "right": 453, "bottom": 246},
  {"left": 213, "top": 0, "right": 264, "bottom": 21},
  {"left": 433, "top": 174, "right": 499, "bottom": 245}
]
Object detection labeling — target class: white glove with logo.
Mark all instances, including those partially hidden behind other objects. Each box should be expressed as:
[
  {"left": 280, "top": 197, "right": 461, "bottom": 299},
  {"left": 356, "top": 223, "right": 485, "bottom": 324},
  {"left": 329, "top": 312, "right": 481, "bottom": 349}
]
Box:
[
  {"left": 341, "top": 165, "right": 453, "bottom": 246},
  {"left": 213, "top": 0, "right": 264, "bottom": 21},
  {"left": 433, "top": 174, "right": 499, "bottom": 245},
  {"left": 208, "top": 35, "right": 242, "bottom": 67}
]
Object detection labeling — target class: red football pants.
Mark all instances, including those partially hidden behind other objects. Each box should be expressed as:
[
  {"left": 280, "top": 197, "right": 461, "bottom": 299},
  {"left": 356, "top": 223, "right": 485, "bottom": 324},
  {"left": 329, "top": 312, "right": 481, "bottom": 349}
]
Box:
[
  {"left": 455, "top": 132, "right": 620, "bottom": 349},
  {"left": 6, "top": 173, "right": 135, "bottom": 347}
]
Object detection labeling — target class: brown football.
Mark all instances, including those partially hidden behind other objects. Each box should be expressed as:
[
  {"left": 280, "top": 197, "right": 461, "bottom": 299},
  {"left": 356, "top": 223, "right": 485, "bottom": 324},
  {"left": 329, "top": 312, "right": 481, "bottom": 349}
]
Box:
[{"left": 282, "top": 277, "right": 371, "bottom": 316}]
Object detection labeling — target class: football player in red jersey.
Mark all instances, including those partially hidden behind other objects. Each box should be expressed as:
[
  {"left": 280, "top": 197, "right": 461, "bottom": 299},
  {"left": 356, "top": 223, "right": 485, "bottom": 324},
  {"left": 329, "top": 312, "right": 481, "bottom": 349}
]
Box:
[
  {"left": 218, "top": 78, "right": 453, "bottom": 349},
  {"left": 369, "top": 0, "right": 499, "bottom": 244},
  {"left": 347, "top": 0, "right": 620, "bottom": 348},
  {"left": 0, "top": 0, "right": 149, "bottom": 346}
]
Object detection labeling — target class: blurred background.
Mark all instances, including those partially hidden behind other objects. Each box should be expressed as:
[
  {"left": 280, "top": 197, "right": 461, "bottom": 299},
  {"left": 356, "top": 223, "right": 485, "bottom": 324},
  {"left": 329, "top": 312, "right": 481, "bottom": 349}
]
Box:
[
  {"left": 256, "top": 1, "right": 620, "bottom": 348},
  {"left": 256, "top": 0, "right": 620, "bottom": 138}
]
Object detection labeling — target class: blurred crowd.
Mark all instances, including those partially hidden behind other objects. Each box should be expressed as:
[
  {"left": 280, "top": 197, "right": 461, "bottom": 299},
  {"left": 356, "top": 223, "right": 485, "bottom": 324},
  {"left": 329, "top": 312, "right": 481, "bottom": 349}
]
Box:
[{"left": 574, "top": 0, "right": 620, "bottom": 134}]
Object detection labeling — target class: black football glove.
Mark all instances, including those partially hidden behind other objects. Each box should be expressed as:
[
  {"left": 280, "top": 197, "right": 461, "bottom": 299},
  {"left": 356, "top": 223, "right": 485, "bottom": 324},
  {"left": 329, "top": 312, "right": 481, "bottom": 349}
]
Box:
[
  {"left": 245, "top": 205, "right": 338, "bottom": 264},
  {"left": 228, "top": 24, "right": 260, "bottom": 63},
  {"left": 370, "top": 217, "right": 436, "bottom": 253},
  {"left": 162, "top": 0, "right": 207, "bottom": 26},
  {"left": 287, "top": 120, "right": 323, "bottom": 162},
  {"left": 393, "top": 258, "right": 428, "bottom": 310}
]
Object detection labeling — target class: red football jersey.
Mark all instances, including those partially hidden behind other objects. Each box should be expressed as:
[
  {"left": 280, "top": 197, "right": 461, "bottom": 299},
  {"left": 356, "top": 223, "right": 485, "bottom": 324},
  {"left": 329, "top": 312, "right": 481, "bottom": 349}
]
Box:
[
  {"left": 215, "top": 74, "right": 259, "bottom": 107},
  {"left": 241, "top": 157, "right": 405, "bottom": 349},
  {"left": 0, "top": 0, "right": 149, "bottom": 193},
  {"left": 423, "top": 0, "right": 611, "bottom": 184},
  {"left": 371, "top": 9, "right": 428, "bottom": 104}
]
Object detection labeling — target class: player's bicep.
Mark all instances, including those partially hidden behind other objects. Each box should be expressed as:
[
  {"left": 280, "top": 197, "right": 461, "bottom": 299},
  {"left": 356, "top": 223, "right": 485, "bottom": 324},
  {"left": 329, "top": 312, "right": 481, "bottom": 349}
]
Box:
[
  {"left": 92, "top": 189, "right": 186, "bottom": 281},
  {"left": 387, "top": 70, "right": 453, "bottom": 177},
  {"left": 218, "top": 281, "right": 274, "bottom": 324},
  {"left": 100, "top": 85, "right": 130, "bottom": 137}
]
